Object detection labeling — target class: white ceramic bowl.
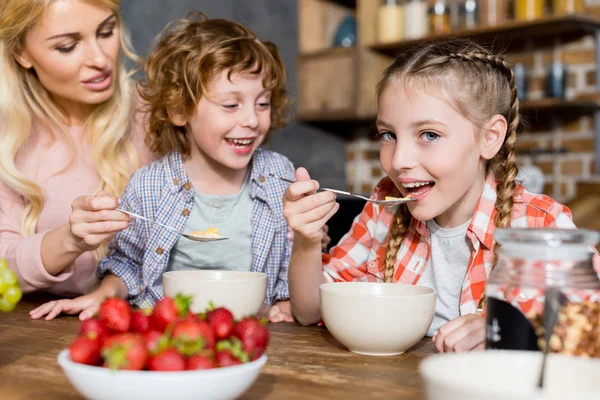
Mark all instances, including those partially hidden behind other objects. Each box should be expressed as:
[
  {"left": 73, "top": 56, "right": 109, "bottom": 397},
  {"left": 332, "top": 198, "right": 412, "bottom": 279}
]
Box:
[
  {"left": 420, "top": 350, "right": 600, "bottom": 400},
  {"left": 319, "top": 282, "right": 436, "bottom": 356},
  {"left": 163, "top": 270, "right": 267, "bottom": 319},
  {"left": 58, "top": 350, "right": 267, "bottom": 400}
]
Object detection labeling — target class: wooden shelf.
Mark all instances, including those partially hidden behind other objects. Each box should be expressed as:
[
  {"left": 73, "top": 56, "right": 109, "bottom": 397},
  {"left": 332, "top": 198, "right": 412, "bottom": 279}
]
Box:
[
  {"left": 370, "top": 14, "right": 600, "bottom": 54},
  {"left": 520, "top": 97, "right": 600, "bottom": 117},
  {"left": 297, "top": 97, "right": 600, "bottom": 126},
  {"left": 329, "top": 0, "right": 356, "bottom": 8},
  {"left": 297, "top": 46, "right": 356, "bottom": 60}
]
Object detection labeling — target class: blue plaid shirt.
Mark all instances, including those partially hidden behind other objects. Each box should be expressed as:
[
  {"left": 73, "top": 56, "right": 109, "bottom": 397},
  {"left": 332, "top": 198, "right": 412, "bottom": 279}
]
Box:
[{"left": 97, "top": 148, "right": 295, "bottom": 308}]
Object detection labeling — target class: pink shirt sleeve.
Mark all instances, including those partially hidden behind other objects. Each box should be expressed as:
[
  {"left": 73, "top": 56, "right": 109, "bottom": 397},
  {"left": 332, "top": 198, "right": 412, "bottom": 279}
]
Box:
[{"left": 0, "top": 183, "right": 75, "bottom": 293}]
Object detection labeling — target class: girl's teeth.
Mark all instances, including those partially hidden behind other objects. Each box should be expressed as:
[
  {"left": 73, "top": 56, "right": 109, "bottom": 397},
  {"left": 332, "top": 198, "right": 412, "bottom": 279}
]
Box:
[
  {"left": 91, "top": 76, "right": 105, "bottom": 83},
  {"left": 402, "top": 181, "right": 433, "bottom": 188}
]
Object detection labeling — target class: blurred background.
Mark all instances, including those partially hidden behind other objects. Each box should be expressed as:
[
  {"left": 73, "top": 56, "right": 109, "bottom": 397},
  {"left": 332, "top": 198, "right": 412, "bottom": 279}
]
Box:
[{"left": 121, "top": 0, "right": 600, "bottom": 244}]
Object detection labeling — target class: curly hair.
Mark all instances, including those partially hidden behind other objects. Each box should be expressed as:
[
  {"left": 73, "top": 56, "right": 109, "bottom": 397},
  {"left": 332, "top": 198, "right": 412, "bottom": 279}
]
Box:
[
  {"left": 138, "top": 12, "right": 291, "bottom": 156},
  {"left": 377, "top": 38, "right": 520, "bottom": 284}
]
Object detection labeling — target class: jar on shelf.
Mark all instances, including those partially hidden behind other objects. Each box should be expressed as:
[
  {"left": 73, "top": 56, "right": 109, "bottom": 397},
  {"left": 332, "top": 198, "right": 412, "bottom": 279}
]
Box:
[
  {"left": 545, "top": 62, "right": 567, "bottom": 99},
  {"left": 485, "top": 228, "right": 600, "bottom": 357},
  {"left": 479, "top": 0, "right": 507, "bottom": 27},
  {"left": 404, "top": 0, "right": 429, "bottom": 39},
  {"left": 458, "top": 0, "right": 479, "bottom": 30},
  {"left": 429, "top": 0, "right": 451, "bottom": 34},
  {"left": 514, "top": 0, "right": 545, "bottom": 21},
  {"left": 552, "top": 0, "right": 584, "bottom": 15},
  {"left": 378, "top": 0, "right": 405, "bottom": 43}
]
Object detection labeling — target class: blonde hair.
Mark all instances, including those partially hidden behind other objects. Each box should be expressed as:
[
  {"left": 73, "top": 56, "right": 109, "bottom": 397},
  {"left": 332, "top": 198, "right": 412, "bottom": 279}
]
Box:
[
  {"left": 377, "top": 38, "right": 520, "bottom": 283},
  {"left": 0, "top": 0, "right": 141, "bottom": 259},
  {"left": 138, "top": 12, "right": 291, "bottom": 156}
]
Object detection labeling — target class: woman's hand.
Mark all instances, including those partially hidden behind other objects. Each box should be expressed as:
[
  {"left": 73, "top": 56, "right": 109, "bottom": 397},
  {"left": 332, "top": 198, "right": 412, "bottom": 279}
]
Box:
[
  {"left": 69, "top": 190, "right": 131, "bottom": 252},
  {"left": 29, "top": 291, "right": 106, "bottom": 321},
  {"left": 282, "top": 168, "right": 338, "bottom": 246},
  {"left": 432, "top": 314, "right": 486, "bottom": 353}
]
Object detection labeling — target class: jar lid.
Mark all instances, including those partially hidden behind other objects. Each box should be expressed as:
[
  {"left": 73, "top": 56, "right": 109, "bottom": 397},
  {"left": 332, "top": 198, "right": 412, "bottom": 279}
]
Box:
[{"left": 495, "top": 228, "right": 599, "bottom": 260}]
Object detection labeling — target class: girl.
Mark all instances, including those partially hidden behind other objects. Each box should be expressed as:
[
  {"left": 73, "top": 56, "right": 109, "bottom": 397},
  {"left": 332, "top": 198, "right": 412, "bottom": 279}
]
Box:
[
  {"left": 31, "top": 12, "right": 297, "bottom": 322},
  {"left": 283, "top": 39, "right": 597, "bottom": 352},
  {"left": 0, "top": 0, "right": 155, "bottom": 297}
]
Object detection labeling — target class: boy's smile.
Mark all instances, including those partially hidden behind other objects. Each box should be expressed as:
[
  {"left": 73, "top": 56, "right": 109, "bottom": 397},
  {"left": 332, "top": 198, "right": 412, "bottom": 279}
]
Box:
[{"left": 172, "top": 69, "right": 272, "bottom": 193}]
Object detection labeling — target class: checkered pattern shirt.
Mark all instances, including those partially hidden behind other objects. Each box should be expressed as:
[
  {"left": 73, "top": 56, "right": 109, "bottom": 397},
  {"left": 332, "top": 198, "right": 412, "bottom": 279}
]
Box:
[
  {"left": 97, "top": 148, "right": 295, "bottom": 308},
  {"left": 322, "top": 174, "right": 585, "bottom": 316}
]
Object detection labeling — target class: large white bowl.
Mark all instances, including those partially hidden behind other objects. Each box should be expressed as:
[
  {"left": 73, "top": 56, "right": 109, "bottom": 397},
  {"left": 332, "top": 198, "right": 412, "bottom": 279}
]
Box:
[
  {"left": 163, "top": 270, "right": 267, "bottom": 319},
  {"left": 319, "top": 282, "right": 436, "bottom": 356},
  {"left": 58, "top": 349, "right": 266, "bottom": 400},
  {"left": 420, "top": 350, "right": 600, "bottom": 400}
]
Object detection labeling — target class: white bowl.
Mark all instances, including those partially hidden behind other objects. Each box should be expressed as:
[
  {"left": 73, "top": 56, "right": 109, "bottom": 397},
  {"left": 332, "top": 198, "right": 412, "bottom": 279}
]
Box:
[
  {"left": 163, "top": 270, "right": 267, "bottom": 319},
  {"left": 420, "top": 350, "right": 600, "bottom": 400},
  {"left": 319, "top": 282, "right": 436, "bottom": 356},
  {"left": 58, "top": 349, "right": 266, "bottom": 400}
]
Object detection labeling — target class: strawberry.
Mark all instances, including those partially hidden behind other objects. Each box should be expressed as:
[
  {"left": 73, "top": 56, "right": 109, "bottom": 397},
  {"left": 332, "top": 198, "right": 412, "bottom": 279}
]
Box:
[
  {"left": 69, "top": 336, "right": 101, "bottom": 366},
  {"left": 150, "top": 294, "right": 192, "bottom": 333},
  {"left": 206, "top": 307, "right": 234, "bottom": 339},
  {"left": 130, "top": 309, "right": 152, "bottom": 333},
  {"left": 102, "top": 333, "right": 148, "bottom": 370},
  {"left": 171, "top": 319, "right": 215, "bottom": 355},
  {"left": 142, "top": 330, "right": 168, "bottom": 354},
  {"left": 215, "top": 350, "right": 243, "bottom": 367},
  {"left": 186, "top": 353, "right": 216, "bottom": 370},
  {"left": 215, "top": 338, "right": 248, "bottom": 367},
  {"left": 98, "top": 298, "right": 131, "bottom": 333},
  {"left": 232, "top": 318, "right": 269, "bottom": 360},
  {"left": 183, "top": 312, "right": 202, "bottom": 324},
  {"left": 148, "top": 348, "right": 185, "bottom": 371},
  {"left": 78, "top": 318, "right": 108, "bottom": 345}
]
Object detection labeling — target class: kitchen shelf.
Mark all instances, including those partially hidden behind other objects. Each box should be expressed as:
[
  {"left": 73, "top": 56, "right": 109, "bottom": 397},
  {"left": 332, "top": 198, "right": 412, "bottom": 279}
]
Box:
[{"left": 370, "top": 14, "right": 600, "bottom": 54}]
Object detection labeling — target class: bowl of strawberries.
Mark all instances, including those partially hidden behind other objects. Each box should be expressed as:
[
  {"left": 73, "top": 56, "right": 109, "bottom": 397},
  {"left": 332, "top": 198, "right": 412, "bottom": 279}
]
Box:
[{"left": 58, "top": 294, "right": 269, "bottom": 400}]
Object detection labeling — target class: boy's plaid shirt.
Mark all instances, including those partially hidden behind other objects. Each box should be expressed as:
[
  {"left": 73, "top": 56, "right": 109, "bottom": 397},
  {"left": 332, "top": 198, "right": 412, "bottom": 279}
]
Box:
[
  {"left": 97, "top": 148, "right": 295, "bottom": 308},
  {"left": 322, "top": 174, "right": 588, "bottom": 316}
]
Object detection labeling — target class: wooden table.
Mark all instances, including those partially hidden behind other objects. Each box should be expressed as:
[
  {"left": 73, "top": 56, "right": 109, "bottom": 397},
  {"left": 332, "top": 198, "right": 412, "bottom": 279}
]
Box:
[{"left": 0, "top": 295, "right": 436, "bottom": 399}]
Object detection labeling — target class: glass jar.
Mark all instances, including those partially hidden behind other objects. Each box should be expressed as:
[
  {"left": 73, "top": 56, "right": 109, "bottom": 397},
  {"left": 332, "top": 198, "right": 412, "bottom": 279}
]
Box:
[
  {"left": 514, "top": 0, "right": 545, "bottom": 21},
  {"left": 552, "top": 0, "right": 584, "bottom": 15},
  {"left": 429, "top": 0, "right": 451, "bottom": 34},
  {"left": 378, "top": 0, "right": 405, "bottom": 43},
  {"left": 486, "top": 228, "right": 600, "bottom": 357},
  {"left": 479, "top": 0, "right": 507, "bottom": 27},
  {"left": 403, "top": 0, "right": 429, "bottom": 39},
  {"left": 458, "top": 0, "right": 479, "bottom": 30}
]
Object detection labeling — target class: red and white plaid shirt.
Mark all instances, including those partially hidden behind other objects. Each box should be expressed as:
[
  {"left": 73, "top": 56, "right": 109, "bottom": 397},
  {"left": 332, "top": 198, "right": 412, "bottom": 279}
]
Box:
[{"left": 322, "top": 174, "right": 589, "bottom": 316}]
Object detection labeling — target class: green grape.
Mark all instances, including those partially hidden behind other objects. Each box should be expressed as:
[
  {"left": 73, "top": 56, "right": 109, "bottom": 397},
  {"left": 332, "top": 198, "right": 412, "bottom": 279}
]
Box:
[
  {"left": 4, "top": 286, "right": 22, "bottom": 305},
  {"left": 0, "top": 269, "right": 17, "bottom": 287},
  {"left": 0, "top": 298, "right": 15, "bottom": 312},
  {"left": 0, "top": 258, "right": 7, "bottom": 270},
  {"left": 0, "top": 280, "right": 8, "bottom": 296}
]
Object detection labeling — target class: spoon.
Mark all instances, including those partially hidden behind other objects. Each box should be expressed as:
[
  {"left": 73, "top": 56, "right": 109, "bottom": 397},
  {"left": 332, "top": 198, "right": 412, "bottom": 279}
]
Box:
[
  {"left": 269, "top": 174, "right": 416, "bottom": 206},
  {"left": 117, "top": 208, "right": 229, "bottom": 242},
  {"left": 537, "top": 286, "right": 566, "bottom": 388}
]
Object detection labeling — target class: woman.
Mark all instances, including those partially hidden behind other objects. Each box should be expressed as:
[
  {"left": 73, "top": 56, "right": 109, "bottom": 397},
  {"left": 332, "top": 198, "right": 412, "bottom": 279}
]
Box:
[{"left": 0, "top": 0, "right": 155, "bottom": 297}]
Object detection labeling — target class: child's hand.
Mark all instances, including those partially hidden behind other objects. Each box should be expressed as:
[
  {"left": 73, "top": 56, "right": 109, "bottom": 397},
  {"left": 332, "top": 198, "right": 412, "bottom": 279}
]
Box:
[
  {"left": 432, "top": 314, "right": 486, "bottom": 353},
  {"left": 287, "top": 224, "right": 332, "bottom": 252},
  {"left": 282, "top": 168, "right": 339, "bottom": 246},
  {"left": 266, "top": 300, "right": 294, "bottom": 323},
  {"left": 69, "top": 190, "right": 131, "bottom": 252},
  {"left": 29, "top": 292, "right": 105, "bottom": 321}
]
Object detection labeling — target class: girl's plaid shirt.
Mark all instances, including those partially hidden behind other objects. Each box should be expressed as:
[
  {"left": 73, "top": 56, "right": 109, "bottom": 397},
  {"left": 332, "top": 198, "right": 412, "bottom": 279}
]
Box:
[
  {"left": 97, "top": 148, "right": 295, "bottom": 308},
  {"left": 321, "top": 174, "right": 598, "bottom": 316}
]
